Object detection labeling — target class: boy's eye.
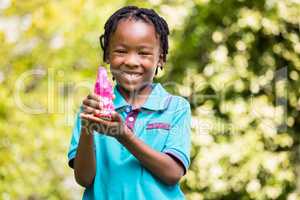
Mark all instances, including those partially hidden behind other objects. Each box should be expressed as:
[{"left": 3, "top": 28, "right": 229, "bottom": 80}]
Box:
[
  {"left": 139, "top": 52, "right": 152, "bottom": 56},
  {"left": 115, "top": 49, "right": 126, "bottom": 53}
]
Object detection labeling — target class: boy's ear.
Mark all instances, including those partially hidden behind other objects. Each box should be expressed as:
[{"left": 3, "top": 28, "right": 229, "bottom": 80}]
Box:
[
  {"left": 103, "top": 50, "right": 110, "bottom": 64},
  {"left": 104, "top": 55, "right": 110, "bottom": 64},
  {"left": 158, "top": 54, "right": 164, "bottom": 68}
]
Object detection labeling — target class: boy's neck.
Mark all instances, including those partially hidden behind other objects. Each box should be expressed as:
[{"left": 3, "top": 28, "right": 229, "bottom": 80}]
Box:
[{"left": 117, "top": 83, "right": 153, "bottom": 109}]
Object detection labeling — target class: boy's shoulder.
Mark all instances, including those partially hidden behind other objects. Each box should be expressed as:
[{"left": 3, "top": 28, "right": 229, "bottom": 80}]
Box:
[
  {"left": 166, "top": 93, "right": 191, "bottom": 112},
  {"left": 157, "top": 83, "right": 190, "bottom": 106}
]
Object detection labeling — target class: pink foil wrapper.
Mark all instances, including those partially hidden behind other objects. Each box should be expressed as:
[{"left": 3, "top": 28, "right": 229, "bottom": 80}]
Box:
[{"left": 93, "top": 66, "right": 114, "bottom": 121}]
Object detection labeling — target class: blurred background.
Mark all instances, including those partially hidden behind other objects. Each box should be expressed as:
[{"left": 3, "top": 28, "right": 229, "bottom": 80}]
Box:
[{"left": 0, "top": 0, "right": 299, "bottom": 199}]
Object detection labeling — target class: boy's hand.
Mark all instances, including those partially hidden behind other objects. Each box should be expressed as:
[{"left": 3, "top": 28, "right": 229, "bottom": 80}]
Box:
[
  {"left": 81, "top": 93, "right": 116, "bottom": 115},
  {"left": 80, "top": 111, "right": 133, "bottom": 139},
  {"left": 82, "top": 94, "right": 104, "bottom": 115},
  {"left": 80, "top": 94, "right": 103, "bottom": 135}
]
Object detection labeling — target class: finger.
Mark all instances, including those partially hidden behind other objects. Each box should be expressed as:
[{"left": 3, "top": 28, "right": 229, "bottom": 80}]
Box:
[
  {"left": 82, "top": 105, "right": 102, "bottom": 115},
  {"left": 111, "top": 111, "right": 122, "bottom": 123},
  {"left": 81, "top": 113, "right": 117, "bottom": 134},
  {"left": 87, "top": 93, "right": 101, "bottom": 101},
  {"left": 93, "top": 109, "right": 101, "bottom": 116},
  {"left": 82, "top": 98, "right": 102, "bottom": 109},
  {"left": 99, "top": 101, "right": 104, "bottom": 109},
  {"left": 81, "top": 113, "right": 120, "bottom": 128},
  {"left": 90, "top": 97, "right": 104, "bottom": 110},
  {"left": 80, "top": 113, "right": 97, "bottom": 121},
  {"left": 82, "top": 105, "right": 96, "bottom": 114},
  {"left": 80, "top": 113, "right": 108, "bottom": 125}
]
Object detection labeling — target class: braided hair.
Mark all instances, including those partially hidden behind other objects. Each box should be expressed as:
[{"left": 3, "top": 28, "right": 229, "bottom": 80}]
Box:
[{"left": 99, "top": 6, "right": 170, "bottom": 66}]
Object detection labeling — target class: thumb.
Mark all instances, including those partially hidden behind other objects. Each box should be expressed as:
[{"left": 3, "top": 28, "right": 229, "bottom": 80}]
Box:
[{"left": 111, "top": 111, "right": 122, "bottom": 123}]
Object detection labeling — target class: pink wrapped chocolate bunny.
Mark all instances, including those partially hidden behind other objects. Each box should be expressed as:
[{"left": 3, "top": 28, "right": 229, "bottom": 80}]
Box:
[{"left": 93, "top": 66, "right": 114, "bottom": 121}]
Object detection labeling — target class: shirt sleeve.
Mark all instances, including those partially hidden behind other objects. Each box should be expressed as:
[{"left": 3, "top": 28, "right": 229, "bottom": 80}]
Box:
[
  {"left": 163, "top": 100, "right": 191, "bottom": 174},
  {"left": 162, "top": 98, "right": 191, "bottom": 174},
  {"left": 67, "top": 106, "right": 83, "bottom": 169}
]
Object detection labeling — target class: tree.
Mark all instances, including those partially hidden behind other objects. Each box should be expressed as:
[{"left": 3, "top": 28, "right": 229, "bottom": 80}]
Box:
[
  {"left": 167, "top": 0, "right": 300, "bottom": 199},
  {"left": 0, "top": 0, "right": 124, "bottom": 199}
]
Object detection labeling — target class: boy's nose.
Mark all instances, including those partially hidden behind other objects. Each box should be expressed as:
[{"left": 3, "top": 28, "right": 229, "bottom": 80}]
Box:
[{"left": 124, "top": 53, "right": 139, "bottom": 67}]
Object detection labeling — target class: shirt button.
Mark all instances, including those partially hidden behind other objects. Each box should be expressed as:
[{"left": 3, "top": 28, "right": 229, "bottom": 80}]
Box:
[
  {"left": 125, "top": 106, "right": 131, "bottom": 113},
  {"left": 128, "top": 116, "right": 134, "bottom": 122}
]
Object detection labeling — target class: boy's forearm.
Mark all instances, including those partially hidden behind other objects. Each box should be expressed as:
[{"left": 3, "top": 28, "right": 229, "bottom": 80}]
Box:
[
  {"left": 117, "top": 130, "right": 184, "bottom": 185},
  {"left": 74, "top": 129, "right": 96, "bottom": 187}
]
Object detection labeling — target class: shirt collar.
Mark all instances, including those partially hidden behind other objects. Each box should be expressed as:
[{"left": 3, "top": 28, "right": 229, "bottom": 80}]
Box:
[
  {"left": 113, "top": 85, "right": 129, "bottom": 110},
  {"left": 113, "top": 83, "right": 171, "bottom": 111}
]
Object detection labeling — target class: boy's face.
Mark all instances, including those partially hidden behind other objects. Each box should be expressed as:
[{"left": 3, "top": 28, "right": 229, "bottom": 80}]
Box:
[{"left": 108, "top": 19, "right": 162, "bottom": 93}]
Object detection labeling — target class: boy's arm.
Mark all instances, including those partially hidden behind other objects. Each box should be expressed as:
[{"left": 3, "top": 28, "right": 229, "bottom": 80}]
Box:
[
  {"left": 117, "top": 128, "right": 184, "bottom": 186},
  {"left": 73, "top": 127, "right": 96, "bottom": 187}
]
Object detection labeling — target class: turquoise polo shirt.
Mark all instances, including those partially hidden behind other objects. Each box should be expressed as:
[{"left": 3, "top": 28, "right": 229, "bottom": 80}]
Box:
[{"left": 68, "top": 83, "right": 191, "bottom": 200}]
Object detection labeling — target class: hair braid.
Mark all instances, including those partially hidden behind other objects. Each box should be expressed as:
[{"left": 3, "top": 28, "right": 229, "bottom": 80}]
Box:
[{"left": 99, "top": 6, "right": 170, "bottom": 64}]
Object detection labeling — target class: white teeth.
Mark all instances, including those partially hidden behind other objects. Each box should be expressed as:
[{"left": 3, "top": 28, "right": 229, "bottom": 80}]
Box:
[
  {"left": 123, "top": 72, "right": 141, "bottom": 80},
  {"left": 130, "top": 74, "right": 139, "bottom": 77}
]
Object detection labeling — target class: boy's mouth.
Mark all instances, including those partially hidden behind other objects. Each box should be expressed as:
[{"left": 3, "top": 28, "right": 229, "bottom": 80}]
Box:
[{"left": 122, "top": 71, "right": 143, "bottom": 81}]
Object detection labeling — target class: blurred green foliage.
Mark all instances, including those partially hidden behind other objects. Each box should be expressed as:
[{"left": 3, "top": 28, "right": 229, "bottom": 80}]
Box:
[
  {"left": 0, "top": 0, "right": 299, "bottom": 199},
  {"left": 168, "top": 0, "right": 300, "bottom": 200}
]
